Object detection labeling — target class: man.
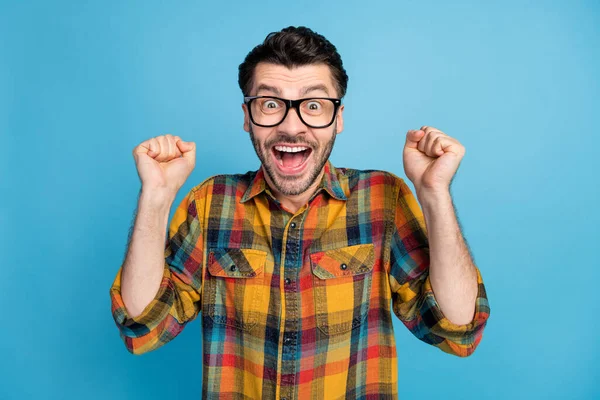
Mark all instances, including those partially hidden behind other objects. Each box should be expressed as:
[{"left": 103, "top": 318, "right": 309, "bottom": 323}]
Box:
[{"left": 109, "top": 26, "right": 490, "bottom": 399}]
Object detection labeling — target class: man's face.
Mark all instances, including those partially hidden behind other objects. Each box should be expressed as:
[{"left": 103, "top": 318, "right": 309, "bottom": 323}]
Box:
[{"left": 242, "top": 63, "right": 344, "bottom": 197}]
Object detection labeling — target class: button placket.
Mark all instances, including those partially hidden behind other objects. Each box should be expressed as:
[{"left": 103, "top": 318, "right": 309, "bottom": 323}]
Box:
[
  {"left": 281, "top": 212, "right": 303, "bottom": 397},
  {"left": 283, "top": 332, "right": 296, "bottom": 346},
  {"left": 283, "top": 216, "right": 300, "bottom": 291}
]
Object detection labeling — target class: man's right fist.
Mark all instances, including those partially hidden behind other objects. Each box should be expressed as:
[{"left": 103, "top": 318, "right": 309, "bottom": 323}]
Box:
[{"left": 132, "top": 134, "right": 196, "bottom": 195}]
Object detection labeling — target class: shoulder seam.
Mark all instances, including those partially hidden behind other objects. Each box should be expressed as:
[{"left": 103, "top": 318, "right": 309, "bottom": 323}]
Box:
[{"left": 188, "top": 173, "right": 247, "bottom": 197}]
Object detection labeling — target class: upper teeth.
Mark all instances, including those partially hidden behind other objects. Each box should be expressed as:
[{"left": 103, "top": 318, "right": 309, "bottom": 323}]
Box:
[{"left": 275, "top": 145, "right": 308, "bottom": 153}]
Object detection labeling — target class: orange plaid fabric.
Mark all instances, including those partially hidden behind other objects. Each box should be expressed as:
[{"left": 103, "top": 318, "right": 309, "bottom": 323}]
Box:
[{"left": 109, "top": 161, "right": 490, "bottom": 399}]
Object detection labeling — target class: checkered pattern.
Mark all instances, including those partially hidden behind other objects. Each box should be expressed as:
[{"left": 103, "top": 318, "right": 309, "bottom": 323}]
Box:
[{"left": 109, "top": 161, "right": 490, "bottom": 399}]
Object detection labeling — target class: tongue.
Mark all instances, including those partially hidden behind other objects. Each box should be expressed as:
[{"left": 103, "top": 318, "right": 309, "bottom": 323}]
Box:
[{"left": 281, "top": 151, "right": 305, "bottom": 168}]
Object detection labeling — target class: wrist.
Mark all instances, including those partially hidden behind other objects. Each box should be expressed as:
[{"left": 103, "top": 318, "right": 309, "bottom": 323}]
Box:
[
  {"left": 416, "top": 187, "right": 452, "bottom": 208},
  {"left": 139, "top": 187, "right": 177, "bottom": 211}
]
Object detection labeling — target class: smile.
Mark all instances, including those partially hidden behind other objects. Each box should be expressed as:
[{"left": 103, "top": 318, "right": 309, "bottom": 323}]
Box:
[{"left": 271, "top": 144, "right": 313, "bottom": 174}]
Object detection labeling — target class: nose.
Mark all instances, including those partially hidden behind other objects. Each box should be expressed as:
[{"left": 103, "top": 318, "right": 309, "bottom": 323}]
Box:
[{"left": 277, "top": 105, "right": 307, "bottom": 136}]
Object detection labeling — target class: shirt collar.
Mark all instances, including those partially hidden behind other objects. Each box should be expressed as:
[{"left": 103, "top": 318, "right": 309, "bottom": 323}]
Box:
[{"left": 241, "top": 160, "right": 347, "bottom": 203}]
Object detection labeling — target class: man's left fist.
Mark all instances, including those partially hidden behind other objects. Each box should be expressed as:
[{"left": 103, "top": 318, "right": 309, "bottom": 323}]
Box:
[{"left": 403, "top": 126, "right": 466, "bottom": 195}]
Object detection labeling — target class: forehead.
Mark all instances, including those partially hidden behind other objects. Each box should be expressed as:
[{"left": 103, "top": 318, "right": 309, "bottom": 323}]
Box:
[{"left": 251, "top": 63, "right": 337, "bottom": 97}]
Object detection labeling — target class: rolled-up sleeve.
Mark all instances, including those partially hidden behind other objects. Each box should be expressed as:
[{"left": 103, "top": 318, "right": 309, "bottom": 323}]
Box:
[
  {"left": 388, "top": 177, "right": 490, "bottom": 357},
  {"left": 109, "top": 188, "right": 204, "bottom": 355}
]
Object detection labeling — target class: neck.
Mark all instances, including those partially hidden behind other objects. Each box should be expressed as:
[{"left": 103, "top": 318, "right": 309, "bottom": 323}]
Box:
[{"left": 263, "top": 167, "right": 325, "bottom": 214}]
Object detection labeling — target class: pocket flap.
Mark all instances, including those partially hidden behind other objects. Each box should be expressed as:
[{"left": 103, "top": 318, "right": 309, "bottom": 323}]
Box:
[
  {"left": 310, "top": 244, "right": 375, "bottom": 279},
  {"left": 208, "top": 248, "right": 267, "bottom": 278}
]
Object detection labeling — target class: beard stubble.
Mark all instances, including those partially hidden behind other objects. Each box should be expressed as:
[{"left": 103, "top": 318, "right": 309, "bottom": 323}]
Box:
[{"left": 249, "top": 125, "right": 337, "bottom": 196}]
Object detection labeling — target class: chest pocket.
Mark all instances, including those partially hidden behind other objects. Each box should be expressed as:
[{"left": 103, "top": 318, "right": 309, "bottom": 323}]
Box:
[
  {"left": 204, "top": 248, "right": 267, "bottom": 332},
  {"left": 310, "top": 243, "right": 375, "bottom": 336}
]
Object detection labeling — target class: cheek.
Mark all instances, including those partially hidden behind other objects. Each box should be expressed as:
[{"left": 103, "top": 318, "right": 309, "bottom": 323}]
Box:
[
  {"left": 314, "top": 129, "right": 336, "bottom": 146},
  {"left": 252, "top": 127, "right": 276, "bottom": 146}
]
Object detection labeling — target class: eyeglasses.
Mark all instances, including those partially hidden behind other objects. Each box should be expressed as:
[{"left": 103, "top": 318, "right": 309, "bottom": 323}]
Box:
[{"left": 244, "top": 96, "right": 342, "bottom": 129}]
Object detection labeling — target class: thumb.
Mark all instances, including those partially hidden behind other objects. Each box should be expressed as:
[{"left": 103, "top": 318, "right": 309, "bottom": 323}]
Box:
[
  {"left": 134, "top": 140, "right": 156, "bottom": 158},
  {"left": 405, "top": 129, "right": 425, "bottom": 149},
  {"left": 177, "top": 140, "right": 196, "bottom": 160}
]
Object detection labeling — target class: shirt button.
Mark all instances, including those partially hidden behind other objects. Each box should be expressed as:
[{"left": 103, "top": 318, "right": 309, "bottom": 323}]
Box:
[
  {"left": 290, "top": 222, "right": 297, "bottom": 229},
  {"left": 285, "top": 278, "right": 291, "bottom": 285},
  {"left": 284, "top": 337, "right": 292, "bottom": 345},
  {"left": 340, "top": 263, "right": 347, "bottom": 270},
  {"left": 230, "top": 265, "right": 236, "bottom": 271}
]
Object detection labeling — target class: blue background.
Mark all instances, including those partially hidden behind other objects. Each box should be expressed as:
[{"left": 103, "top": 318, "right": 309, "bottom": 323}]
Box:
[{"left": 2, "top": 0, "right": 599, "bottom": 399}]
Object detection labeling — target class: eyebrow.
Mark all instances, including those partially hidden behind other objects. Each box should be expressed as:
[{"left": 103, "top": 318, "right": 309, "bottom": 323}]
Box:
[
  {"left": 255, "top": 84, "right": 281, "bottom": 96},
  {"left": 255, "top": 83, "right": 331, "bottom": 98},
  {"left": 300, "top": 84, "right": 330, "bottom": 97}
]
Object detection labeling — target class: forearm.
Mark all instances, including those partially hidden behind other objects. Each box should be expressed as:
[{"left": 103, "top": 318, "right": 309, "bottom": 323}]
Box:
[
  {"left": 121, "top": 189, "right": 175, "bottom": 318},
  {"left": 416, "top": 189, "right": 478, "bottom": 325}
]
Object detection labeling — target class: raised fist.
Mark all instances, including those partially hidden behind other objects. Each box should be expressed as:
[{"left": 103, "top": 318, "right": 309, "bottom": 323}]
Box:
[{"left": 132, "top": 134, "right": 196, "bottom": 196}]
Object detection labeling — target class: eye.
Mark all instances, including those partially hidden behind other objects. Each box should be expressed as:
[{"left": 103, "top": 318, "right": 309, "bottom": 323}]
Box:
[
  {"left": 263, "top": 100, "right": 280, "bottom": 109},
  {"left": 306, "top": 101, "right": 322, "bottom": 111}
]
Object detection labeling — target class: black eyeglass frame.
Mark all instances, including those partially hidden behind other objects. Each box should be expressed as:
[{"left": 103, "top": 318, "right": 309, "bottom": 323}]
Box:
[{"left": 244, "top": 96, "right": 342, "bottom": 129}]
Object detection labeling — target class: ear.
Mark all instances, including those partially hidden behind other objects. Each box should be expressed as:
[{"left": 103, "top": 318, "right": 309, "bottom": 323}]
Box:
[
  {"left": 335, "top": 104, "right": 344, "bottom": 134},
  {"left": 242, "top": 103, "right": 251, "bottom": 132}
]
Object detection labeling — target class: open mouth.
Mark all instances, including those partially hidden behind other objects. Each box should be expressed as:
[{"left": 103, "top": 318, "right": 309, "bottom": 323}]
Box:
[{"left": 271, "top": 145, "right": 313, "bottom": 173}]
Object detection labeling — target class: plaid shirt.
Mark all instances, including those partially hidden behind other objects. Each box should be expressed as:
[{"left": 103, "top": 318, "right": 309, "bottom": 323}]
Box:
[{"left": 109, "top": 161, "right": 490, "bottom": 399}]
